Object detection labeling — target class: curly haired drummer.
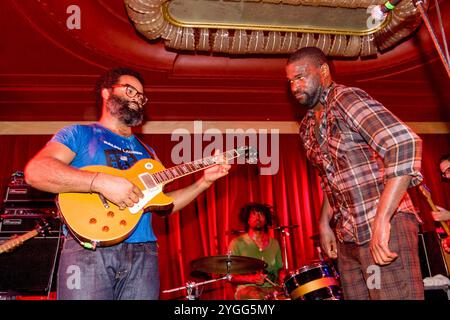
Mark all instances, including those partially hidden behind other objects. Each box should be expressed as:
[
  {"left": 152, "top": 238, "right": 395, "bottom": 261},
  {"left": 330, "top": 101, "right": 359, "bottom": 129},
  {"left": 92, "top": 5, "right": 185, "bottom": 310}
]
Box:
[{"left": 227, "top": 203, "right": 285, "bottom": 300}]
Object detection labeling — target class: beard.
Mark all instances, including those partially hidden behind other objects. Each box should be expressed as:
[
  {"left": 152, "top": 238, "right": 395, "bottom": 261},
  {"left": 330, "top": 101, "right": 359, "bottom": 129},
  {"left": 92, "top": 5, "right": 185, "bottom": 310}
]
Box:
[
  {"left": 106, "top": 95, "right": 144, "bottom": 127},
  {"left": 298, "top": 90, "right": 322, "bottom": 109},
  {"left": 252, "top": 222, "right": 266, "bottom": 231},
  {"left": 295, "top": 79, "right": 324, "bottom": 109}
]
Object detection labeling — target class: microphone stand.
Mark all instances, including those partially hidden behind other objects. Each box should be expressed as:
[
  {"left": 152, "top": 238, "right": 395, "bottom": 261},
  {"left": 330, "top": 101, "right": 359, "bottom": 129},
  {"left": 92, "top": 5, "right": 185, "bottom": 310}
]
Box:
[
  {"left": 163, "top": 252, "right": 234, "bottom": 300},
  {"left": 275, "top": 226, "right": 292, "bottom": 272},
  {"left": 415, "top": 0, "right": 450, "bottom": 79}
]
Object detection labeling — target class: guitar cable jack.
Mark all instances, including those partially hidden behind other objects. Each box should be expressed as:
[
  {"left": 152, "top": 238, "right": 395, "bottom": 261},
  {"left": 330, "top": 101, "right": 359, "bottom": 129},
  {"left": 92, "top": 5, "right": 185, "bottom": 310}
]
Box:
[{"left": 80, "top": 241, "right": 98, "bottom": 250}]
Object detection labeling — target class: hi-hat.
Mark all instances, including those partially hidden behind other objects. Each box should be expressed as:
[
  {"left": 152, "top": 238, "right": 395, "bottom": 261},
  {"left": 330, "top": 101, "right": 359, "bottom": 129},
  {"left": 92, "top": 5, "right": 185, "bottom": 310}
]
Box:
[{"left": 190, "top": 255, "right": 266, "bottom": 275}]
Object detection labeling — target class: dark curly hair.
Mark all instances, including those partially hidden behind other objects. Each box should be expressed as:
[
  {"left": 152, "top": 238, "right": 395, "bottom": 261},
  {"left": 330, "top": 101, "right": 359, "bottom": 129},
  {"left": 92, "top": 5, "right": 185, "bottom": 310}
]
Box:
[
  {"left": 239, "top": 202, "right": 273, "bottom": 232},
  {"left": 94, "top": 67, "right": 145, "bottom": 108}
]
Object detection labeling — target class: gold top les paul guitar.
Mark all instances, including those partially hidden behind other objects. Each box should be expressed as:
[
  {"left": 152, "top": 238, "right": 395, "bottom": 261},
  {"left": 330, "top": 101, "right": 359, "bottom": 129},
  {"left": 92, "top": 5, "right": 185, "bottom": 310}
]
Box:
[{"left": 57, "top": 146, "right": 256, "bottom": 248}]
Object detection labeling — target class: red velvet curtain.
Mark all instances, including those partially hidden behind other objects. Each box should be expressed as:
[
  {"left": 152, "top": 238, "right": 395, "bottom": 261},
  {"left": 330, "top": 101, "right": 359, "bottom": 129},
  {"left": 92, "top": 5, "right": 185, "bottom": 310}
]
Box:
[{"left": 0, "top": 133, "right": 448, "bottom": 299}]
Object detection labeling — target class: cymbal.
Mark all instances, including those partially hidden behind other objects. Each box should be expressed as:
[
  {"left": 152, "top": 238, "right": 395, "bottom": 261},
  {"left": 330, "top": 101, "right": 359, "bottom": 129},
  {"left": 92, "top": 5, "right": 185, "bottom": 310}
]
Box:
[{"left": 190, "top": 255, "right": 266, "bottom": 275}]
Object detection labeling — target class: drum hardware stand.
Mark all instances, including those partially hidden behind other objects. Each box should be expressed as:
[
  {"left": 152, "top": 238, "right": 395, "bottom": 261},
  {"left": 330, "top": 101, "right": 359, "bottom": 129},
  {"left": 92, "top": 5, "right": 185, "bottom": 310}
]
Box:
[
  {"left": 316, "top": 245, "right": 325, "bottom": 262},
  {"left": 162, "top": 274, "right": 232, "bottom": 300},
  {"left": 163, "top": 252, "right": 235, "bottom": 300},
  {"left": 281, "top": 227, "right": 290, "bottom": 271},
  {"left": 274, "top": 225, "right": 298, "bottom": 272}
]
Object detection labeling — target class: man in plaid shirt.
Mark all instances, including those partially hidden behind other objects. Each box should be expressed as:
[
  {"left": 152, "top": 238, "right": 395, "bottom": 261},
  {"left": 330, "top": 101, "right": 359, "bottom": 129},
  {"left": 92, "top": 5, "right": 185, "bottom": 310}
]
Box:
[{"left": 286, "top": 47, "right": 424, "bottom": 299}]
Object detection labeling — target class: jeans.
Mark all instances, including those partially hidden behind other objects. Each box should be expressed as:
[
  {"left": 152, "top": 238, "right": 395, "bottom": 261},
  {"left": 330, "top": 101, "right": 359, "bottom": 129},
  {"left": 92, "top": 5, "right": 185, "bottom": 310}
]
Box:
[{"left": 57, "top": 236, "right": 159, "bottom": 300}]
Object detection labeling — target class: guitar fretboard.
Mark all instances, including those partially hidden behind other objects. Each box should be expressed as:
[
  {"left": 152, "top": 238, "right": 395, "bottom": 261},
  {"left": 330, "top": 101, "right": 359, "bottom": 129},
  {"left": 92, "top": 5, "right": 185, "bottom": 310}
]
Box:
[
  {"left": 0, "top": 230, "right": 38, "bottom": 254},
  {"left": 140, "top": 149, "right": 240, "bottom": 188},
  {"left": 419, "top": 184, "right": 450, "bottom": 237}
]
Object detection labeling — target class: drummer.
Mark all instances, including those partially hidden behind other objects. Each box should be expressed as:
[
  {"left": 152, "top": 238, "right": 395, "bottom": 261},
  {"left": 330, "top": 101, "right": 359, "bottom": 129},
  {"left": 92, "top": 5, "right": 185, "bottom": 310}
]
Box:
[{"left": 227, "top": 203, "right": 285, "bottom": 300}]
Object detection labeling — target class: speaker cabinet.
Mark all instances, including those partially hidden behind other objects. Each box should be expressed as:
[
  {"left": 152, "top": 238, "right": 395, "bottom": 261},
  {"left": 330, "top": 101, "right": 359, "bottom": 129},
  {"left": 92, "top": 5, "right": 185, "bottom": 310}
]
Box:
[
  {"left": 0, "top": 215, "right": 60, "bottom": 234},
  {"left": 418, "top": 232, "right": 449, "bottom": 278},
  {"left": 0, "top": 216, "right": 62, "bottom": 295}
]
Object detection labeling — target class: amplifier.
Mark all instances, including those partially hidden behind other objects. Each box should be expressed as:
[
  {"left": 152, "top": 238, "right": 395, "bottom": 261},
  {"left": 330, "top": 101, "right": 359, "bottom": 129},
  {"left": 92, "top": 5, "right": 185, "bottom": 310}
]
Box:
[
  {"left": 0, "top": 216, "right": 61, "bottom": 236},
  {"left": 418, "top": 231, "right": 449, "bottom": 277},
  {"left": 3, "top": 171, "right": 56, "bottom": 204},
  {"left": 0, "top": 236, "right": 61, "bottom": 294},
  {"left": 4, "top": 184, "right": 56, "bottom": 203},
  {"left": 0, "top": 213, "right": 62, "bottom": 294},
  {"left": 1, "top": 207, "right": 57, "bottom": 217}
]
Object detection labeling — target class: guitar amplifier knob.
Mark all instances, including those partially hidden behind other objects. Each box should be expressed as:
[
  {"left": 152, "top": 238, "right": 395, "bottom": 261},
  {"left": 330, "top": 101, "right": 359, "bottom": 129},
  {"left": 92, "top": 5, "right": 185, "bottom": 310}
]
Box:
[{"left": 89, "top": 218, "right": 97, "bottom": 224}]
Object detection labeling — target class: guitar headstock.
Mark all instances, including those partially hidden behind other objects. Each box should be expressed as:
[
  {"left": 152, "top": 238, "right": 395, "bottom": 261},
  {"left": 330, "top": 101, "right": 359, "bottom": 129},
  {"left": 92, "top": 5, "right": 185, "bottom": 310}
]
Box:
[
  {"left": 236, "top": 146, "right": 258, "bottom": 164},
  {"left": 36, "top": 220, "right": 51, "bottom": 235}
]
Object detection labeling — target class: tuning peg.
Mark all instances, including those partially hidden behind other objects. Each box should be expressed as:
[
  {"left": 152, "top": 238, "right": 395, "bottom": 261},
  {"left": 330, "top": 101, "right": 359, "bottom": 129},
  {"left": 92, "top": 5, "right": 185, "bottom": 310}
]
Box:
[{"left": 245, "top": 146, "right": 258, "bottom": 164}]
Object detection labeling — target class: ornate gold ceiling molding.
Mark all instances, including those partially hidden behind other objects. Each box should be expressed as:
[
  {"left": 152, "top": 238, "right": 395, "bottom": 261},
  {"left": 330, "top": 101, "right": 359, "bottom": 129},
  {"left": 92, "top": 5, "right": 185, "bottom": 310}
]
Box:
[{"left": 124, "top": 0, "right": 427, "bottom": 57}]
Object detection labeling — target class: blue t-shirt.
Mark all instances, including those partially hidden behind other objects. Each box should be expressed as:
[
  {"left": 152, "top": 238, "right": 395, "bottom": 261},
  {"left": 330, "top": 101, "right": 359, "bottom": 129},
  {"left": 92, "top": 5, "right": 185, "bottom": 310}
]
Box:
[{"left": 51, "top": 123, "right": 158, "bottom": 243}]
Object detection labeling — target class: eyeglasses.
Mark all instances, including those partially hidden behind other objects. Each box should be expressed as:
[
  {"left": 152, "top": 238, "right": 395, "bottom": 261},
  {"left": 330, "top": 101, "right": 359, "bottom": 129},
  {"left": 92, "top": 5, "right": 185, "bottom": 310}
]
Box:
[
  {"left": 111, "top": 84, "right": 148, "bottom": 105},
  {"left": 442, "top": 167, "right": 450, "bottom": 178}
]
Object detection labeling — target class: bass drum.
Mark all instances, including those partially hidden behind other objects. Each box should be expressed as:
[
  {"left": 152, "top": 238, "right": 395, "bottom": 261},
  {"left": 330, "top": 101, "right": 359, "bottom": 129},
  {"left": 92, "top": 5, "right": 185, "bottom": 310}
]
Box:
[
  {"left": 284, "top": 262, "right": 342, "bottom": 300},
  {"left": 264, "top": 290, "right": 291, "bottom": 300}
]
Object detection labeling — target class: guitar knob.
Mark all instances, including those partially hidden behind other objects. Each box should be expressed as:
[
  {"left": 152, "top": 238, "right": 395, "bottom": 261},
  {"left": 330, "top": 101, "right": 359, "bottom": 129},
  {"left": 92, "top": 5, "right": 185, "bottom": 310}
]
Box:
[
  {"left": 102, "top": 226, "right": 110, "bottom": 232},
  {"left": 120, "top": 220, "right": 127, "bottom": 227},
  {"left": 89, "top": 218, "right": 97, "bottom": 224},
  {"left": 107, "top": 211, "right": 115, "bottom": 218}
]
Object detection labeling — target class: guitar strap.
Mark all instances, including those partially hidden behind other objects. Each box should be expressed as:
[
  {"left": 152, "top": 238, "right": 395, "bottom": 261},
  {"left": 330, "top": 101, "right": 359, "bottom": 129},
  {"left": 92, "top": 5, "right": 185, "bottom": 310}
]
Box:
[{"left": 134, "top": 135, "right": 161, "bottom": 163}]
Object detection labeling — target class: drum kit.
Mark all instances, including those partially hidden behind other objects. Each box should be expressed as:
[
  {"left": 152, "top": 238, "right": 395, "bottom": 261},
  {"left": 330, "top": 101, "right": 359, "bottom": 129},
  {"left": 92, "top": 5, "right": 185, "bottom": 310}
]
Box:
[{"left": 162, "top": 225, "right": 342, "bottom": 300}]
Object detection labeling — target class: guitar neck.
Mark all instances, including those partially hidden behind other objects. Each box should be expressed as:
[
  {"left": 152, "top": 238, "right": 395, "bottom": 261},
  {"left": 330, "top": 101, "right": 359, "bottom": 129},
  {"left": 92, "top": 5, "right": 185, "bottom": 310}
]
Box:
[
  {"left": 438, "top": 218, "right": 450, "bottom": 237},
  {"left": 150, "top": 149, "right": 240, "bottom": 184},
  {"left": 419, "top": 185, "right": 450, "bottom": 237},
  {"left": 0, "top": 229, "right": 38, "bottom": 254}
]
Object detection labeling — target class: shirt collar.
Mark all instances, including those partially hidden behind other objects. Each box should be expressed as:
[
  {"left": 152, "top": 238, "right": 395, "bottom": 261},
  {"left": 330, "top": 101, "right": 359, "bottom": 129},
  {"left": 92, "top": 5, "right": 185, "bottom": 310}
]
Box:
[{"left": 320, "top": 82, "right": 335, "bottom": 105}]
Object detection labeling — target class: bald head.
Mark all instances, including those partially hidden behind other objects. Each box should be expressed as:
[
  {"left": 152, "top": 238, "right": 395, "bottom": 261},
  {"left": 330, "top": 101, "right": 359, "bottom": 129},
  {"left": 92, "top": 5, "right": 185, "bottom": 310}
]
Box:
[
  {"left": 286, "top": 47, "right": 333, "bottom": 110},
  {"left": 287, "top": 47, "right": 328, "bottom": 68}
]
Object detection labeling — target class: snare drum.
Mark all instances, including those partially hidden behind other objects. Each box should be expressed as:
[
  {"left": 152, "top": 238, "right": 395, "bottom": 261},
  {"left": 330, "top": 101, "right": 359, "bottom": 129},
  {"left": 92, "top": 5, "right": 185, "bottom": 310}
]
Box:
[{"left": 284, "top": 262, "right": 342, "bottom": 300}]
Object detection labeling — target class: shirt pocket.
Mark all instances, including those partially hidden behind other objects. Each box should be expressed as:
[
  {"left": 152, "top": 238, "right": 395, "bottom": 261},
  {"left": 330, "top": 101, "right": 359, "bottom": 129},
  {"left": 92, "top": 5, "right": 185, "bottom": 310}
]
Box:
[{"left": 326, "top": 119, "right": 349, "bottom": 161}]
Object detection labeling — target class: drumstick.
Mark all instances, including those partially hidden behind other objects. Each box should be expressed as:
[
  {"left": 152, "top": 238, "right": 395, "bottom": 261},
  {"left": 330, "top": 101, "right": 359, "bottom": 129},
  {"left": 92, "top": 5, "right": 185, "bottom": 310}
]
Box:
[{"left": 263, "top": 275, "right": 280, "bottom": 287}]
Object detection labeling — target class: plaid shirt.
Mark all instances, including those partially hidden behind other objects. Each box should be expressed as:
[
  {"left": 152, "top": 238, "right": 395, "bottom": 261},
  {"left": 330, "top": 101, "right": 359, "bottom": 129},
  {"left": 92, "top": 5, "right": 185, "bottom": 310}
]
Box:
[{"left": 299, "top": 83, "right": 423, "bottom": 245}]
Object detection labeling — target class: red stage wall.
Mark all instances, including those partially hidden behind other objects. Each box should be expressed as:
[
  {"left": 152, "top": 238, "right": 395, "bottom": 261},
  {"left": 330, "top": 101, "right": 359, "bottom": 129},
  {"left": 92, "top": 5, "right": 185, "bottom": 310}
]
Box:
[{"left": 0, "top": 133, "right": 448, "bottom": 299}]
